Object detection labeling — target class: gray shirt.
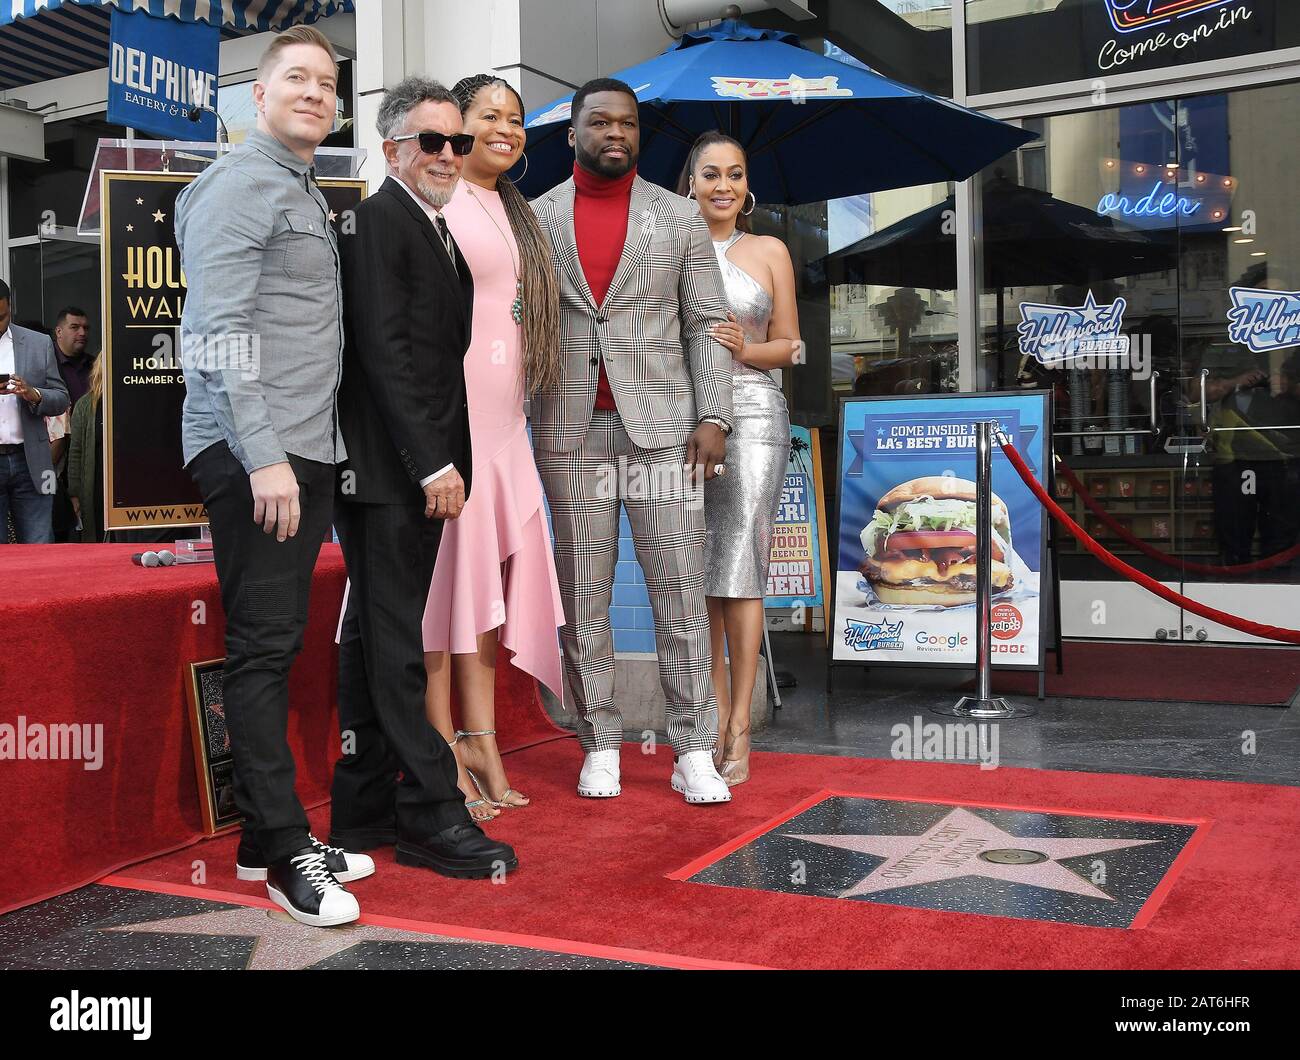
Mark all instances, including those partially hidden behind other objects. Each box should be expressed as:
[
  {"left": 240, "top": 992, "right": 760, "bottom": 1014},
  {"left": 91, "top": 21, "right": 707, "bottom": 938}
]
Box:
[{"left": 175, "top": 128, "right": 345, "bottom": 472}]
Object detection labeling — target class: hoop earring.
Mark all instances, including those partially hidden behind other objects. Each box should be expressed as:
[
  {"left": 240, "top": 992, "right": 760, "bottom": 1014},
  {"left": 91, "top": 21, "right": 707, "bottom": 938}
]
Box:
[
  {"left": 505, "top": 152, "right": 529, "bottom": 183},
  {"left": 687, "top": 181, "right": 695, "bottom": 200},
  {"left": 741, "top": 191, "right": 756, "bottom": 216}
]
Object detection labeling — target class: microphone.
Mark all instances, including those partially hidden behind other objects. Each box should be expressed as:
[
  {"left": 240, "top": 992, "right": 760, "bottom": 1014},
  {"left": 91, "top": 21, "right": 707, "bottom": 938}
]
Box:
[
  {"left": 187, "top": 104, "right": 230, "bottom": 149},
  {"left": 132, "top": 549, "right": 177, "bottom": 568}
]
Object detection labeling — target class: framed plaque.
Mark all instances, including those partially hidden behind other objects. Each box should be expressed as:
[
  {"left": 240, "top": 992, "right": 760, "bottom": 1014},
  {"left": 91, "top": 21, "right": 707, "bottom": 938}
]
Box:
[{"left": 184, "top": 658, "right": 241, "bottom": 835}]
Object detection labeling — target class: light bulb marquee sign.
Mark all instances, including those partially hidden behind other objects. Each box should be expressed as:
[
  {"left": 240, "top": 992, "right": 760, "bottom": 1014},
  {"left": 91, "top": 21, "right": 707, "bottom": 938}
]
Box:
[
  {"left": 1094, "top": 95, "right": 1235, "bottom": 230},
  {"left": 1098, "top": 1, "right": 1255, "bottom": 72}
]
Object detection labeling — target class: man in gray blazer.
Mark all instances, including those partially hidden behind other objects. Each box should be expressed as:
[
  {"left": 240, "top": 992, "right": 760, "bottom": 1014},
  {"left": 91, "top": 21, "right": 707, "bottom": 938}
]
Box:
[
  {"left": 0, "top": 279, "right": 70, "bottom": 543},
  {"left": 530, "top": 78, "right": 735, "bottom": 805}
]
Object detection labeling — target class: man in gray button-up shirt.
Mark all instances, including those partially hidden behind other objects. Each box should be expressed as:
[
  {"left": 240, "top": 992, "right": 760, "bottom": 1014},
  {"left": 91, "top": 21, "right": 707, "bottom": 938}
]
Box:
[
  {"left": 176, "top": 132, "right": 344, "bottom": 472},
  {"left": 175, "top": 26, "right": 368, "bottom": 929}
]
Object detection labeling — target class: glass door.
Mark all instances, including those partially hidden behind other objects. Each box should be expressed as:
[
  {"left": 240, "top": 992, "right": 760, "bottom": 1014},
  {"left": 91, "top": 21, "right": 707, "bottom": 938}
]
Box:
[
  {"left": 1174, "top": 84, "right": 1300, "bottom": 642},
  {"left": 977, "top": 103, "right": 1187, "bottom": 640}
]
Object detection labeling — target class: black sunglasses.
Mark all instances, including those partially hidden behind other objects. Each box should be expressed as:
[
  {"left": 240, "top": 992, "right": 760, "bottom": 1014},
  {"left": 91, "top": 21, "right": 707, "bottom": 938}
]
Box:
[{"left": 392, "top": 131, "right": 476, "bottom": 156}]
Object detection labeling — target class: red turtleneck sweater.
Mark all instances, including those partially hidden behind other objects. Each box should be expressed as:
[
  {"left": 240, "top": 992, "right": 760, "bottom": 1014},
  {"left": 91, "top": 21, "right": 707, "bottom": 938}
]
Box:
[{"left": 573, "top": 160, "right": 636, "bottom": 412}]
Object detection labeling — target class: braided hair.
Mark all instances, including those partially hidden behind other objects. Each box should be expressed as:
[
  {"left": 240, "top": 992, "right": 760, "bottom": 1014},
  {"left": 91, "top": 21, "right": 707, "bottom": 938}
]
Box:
[{"left": 451, "top": 74, "right": 561, "bottom": 395}]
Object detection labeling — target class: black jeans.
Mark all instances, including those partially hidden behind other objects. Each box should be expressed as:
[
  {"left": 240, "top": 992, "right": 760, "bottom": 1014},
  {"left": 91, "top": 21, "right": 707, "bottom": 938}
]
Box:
[
  {"left": 332, "top": 499, "right": 470, "bottom": 840},
  {"left": 189, "top": 442, "right": 335, "bottom": 863}
]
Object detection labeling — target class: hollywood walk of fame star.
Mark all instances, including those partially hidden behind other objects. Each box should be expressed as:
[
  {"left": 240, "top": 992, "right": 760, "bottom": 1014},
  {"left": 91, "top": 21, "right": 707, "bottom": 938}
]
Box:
[
  {"left": 104, "top": 906, "right": 482, "bottom": 970},
  {"left": 786, "top": 807, "right": 1160, "bottom": 902},
  {"left": 152, "top": 210, "right": 166, "bottom": 223}
]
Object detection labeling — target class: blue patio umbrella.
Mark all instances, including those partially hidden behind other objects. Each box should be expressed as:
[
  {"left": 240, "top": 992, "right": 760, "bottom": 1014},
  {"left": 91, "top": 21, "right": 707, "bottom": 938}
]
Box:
[{"left": 517, "top": 19, "right": 1035, "bottom": 202}]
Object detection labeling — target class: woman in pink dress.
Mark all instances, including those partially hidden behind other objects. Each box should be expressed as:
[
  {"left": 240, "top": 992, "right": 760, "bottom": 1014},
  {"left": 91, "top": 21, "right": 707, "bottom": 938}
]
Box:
[{"left": 422, "top": 74, "right": 565, "bottom": 820}]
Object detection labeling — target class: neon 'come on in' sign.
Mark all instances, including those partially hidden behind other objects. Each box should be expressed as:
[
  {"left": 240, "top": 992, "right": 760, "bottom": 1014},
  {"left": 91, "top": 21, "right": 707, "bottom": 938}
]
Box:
[
  {"left": 1103, "top": 0, "right": 1241, "bottom": 35},
  {"left": 1097, "top": 181, "right": 1203, "bottom": 219}
]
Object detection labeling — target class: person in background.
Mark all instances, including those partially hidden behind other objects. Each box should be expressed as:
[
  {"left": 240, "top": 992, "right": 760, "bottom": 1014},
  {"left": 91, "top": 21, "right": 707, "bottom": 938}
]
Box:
[
  {"left": 53, "top": 308, "right": 93, "bottom": 407},
  {"left": 418, "top": 73, "right": 566, "bottom": 822},
  {"left": 67, "top": 352, "right": 105, "bottom": 542},
  {"left": 0, "top": 277, "right": 70, "bottom": 543},
  {"left": 50, "top": 307, "right": 93, "bottom": 541},
  {"left": 677, "top": 131, "right": 801, "bottom": 786}
]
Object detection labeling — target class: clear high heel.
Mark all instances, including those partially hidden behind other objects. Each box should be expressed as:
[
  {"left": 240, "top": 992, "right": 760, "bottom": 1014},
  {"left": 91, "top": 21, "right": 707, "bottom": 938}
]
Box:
[
  {"left": 457, "top": 729, "right": 530, "bottom": 808},
  {"left": 719, "top": 726, "right": 751, "bottom": 787}
]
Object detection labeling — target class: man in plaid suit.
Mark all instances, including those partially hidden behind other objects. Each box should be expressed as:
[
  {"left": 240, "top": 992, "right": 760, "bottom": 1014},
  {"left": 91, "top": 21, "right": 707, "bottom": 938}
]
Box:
[{"left": 531, "top": 78, "right": 735, "bottom": 805}]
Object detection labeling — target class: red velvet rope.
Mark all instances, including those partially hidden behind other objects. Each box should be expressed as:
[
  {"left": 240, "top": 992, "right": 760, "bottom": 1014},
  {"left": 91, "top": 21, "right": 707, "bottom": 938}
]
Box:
[
  {"left": 1054, "top": 460, "right": 1300, "bottom": 576},
  {"left": 997, "top": 436, "right": 1300, "bottom": 645}
]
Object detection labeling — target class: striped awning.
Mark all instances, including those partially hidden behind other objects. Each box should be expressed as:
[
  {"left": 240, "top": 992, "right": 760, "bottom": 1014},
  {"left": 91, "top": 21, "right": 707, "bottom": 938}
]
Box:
[{"left": 0, "top": 0, "right": 354, "bottom": 90}]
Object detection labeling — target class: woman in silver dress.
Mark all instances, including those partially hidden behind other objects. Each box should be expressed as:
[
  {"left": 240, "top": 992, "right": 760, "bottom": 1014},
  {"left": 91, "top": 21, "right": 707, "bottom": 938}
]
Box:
[{"left": 677, "top": 131, "right": 802, "bottom": 786}]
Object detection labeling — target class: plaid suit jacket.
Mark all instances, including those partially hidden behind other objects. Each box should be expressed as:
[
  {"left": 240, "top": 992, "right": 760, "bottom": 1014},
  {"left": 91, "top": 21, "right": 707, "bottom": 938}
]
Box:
[{"left": 529, "top": 175, "right": 733, "bottom": 453}]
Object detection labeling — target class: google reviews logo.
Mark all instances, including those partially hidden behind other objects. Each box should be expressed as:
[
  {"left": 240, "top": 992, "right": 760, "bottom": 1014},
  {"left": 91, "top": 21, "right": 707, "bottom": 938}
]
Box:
[{"left": 915, "top": 631, "right": 968, "bottom": 650}]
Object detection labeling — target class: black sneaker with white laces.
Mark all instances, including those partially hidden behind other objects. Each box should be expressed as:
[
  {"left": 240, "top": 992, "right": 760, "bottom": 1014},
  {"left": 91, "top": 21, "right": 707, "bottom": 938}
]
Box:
[
  {"left": 237, "top": 833, "right": 375, "bottom": 884},
  {"left": 266, "top": 846, "right": 360, "bottom": 927}
]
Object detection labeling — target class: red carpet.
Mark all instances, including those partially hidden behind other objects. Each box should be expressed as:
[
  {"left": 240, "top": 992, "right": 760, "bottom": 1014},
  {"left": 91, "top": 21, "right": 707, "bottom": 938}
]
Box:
[
  {"left": 113, "top": 741, "right": 1300, "bottom": 969},
  {"left": 0, "top": 542, "right": 558, "bottom": 916},
  {"left": 975, "top": 642, "right": 1300, "bottom": 706},
  {"left": 0, "top": 544, "right": 347, "bottom": 915}
]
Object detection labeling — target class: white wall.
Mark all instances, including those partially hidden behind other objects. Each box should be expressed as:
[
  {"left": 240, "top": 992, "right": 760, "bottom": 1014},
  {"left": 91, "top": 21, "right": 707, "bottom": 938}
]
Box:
[{"left": 354, "top": 0, "right": 677, "bottom": 195}]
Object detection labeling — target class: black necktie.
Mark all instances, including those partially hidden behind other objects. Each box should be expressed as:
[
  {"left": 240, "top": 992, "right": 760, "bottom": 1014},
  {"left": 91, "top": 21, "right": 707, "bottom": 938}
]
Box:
[{"left": 434, "top": 213, "right": 456, "bottom": 266}]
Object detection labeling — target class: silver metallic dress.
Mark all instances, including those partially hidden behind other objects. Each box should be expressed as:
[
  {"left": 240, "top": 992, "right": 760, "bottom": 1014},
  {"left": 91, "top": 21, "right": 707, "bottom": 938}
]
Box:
[{"left": 703, "top": 230, "right": 791, "bottom": 599}]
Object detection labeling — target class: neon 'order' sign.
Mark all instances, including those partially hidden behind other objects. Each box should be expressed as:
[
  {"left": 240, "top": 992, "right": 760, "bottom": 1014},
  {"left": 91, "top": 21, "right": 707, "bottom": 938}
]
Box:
[
  {"left": 1103, "top": 0, "right": 1241, "bottom": 34},
  {"left": 1097, "top": 180, "right": 1204, "bottom": 220}
]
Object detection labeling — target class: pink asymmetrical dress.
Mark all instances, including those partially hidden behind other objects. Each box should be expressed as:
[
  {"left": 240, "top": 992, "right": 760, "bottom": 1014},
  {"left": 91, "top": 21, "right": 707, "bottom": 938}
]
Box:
[{"left": 421, "top": 178, "right": 565, "bottom": 699}]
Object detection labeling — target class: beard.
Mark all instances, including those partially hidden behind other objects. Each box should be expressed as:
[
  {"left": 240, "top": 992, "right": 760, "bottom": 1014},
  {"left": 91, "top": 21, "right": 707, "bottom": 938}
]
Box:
[
  {"left": 416, "top": 174, "right": 457, "bottom": 209},
  {"left": 575, "top": 139, "right": 635, "bottom": 178}
]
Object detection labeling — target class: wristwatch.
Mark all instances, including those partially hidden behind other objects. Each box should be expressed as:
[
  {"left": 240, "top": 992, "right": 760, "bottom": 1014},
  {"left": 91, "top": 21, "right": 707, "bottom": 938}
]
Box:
[{"left": 701, "top": 416, "right": 732, "bottom": 436}]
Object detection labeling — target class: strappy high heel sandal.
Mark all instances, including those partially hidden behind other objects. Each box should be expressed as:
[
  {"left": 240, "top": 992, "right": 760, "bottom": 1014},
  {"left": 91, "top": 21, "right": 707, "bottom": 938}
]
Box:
[
  {"left": 448, "top": 732, "right": 499, "bottom": 821},
  {"left": 456, "top": 729, "right": 530, "bottom": 808}
]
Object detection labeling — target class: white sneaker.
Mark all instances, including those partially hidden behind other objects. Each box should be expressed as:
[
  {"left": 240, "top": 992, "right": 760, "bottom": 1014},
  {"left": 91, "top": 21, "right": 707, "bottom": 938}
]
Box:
[
  {"left": 671, "top": 750, "right": 732, "bottom": 804},
  {"left": 578, "top": 749, "right": 621, "bottom": 798}
]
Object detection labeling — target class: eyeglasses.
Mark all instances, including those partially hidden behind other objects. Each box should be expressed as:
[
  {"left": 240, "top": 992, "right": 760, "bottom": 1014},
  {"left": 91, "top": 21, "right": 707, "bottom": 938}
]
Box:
[{"left": 391, "top": 131, "right": 476, "bottom": 156}]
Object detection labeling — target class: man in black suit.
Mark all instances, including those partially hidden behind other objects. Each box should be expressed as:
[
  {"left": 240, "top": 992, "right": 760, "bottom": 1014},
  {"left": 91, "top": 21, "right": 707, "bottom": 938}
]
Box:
[{"left": 330, "top": 77, "right": 517, "bottom": 879}]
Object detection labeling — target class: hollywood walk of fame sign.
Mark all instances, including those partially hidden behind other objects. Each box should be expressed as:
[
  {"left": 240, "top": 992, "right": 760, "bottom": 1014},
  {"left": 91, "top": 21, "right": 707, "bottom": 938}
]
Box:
[
  {"left": 99, "top": 171, "right": 366, "bottom": 530},
  {"left": 676, "top": 794, "right": 1205, "bottom": 928}
]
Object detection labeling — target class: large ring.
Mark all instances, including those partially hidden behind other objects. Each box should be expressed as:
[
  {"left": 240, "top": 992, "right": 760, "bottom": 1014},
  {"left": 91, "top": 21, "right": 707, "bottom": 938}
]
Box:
[{"left": 713, "top": 463, "right": 727, "bottom": 476}]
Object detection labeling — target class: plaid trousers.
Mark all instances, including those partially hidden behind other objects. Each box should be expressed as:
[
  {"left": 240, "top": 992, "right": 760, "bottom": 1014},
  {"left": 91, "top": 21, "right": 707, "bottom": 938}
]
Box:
[{"left": 535, "top": 409, "right": 717, "bottom": 754}]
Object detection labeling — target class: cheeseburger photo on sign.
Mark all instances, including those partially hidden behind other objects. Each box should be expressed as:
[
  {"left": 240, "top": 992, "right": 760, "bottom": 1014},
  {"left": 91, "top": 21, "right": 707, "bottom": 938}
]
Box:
[{"left": 860, "top": 476, "right": 1013, "bottom": 608}]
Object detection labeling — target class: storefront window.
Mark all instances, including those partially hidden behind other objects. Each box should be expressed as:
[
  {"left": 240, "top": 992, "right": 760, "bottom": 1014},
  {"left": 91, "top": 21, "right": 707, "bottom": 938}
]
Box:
[
  {"left": 975, "top": 80, "right": 1300, "bottom": 611},
  {"left": 7, "top": 114, "right": 125, "bottom": 237},
  {"left": 967, "top": 0, "right": 1300, "bottom": 96},
  {"left": 824, "top": 183, "right": 958, "bottom": 399}
]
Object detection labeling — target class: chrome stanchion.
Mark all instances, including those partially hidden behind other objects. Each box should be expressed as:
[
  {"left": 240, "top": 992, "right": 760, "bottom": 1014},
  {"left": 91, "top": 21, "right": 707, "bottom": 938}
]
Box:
[{"left": 933, "top": 420, "right": 1036, "bottom": 720}]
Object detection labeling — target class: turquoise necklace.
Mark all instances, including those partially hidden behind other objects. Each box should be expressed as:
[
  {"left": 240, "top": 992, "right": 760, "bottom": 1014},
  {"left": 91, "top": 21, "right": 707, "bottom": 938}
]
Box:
[{"left": 465, "top": 182, "right": 524, "bottom": 324}]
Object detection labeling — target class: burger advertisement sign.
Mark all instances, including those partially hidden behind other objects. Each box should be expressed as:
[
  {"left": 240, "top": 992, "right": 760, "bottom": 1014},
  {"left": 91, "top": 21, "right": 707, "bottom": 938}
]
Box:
[{"left": 833, "top": 393, "right": 1050, "bottom": 668}]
